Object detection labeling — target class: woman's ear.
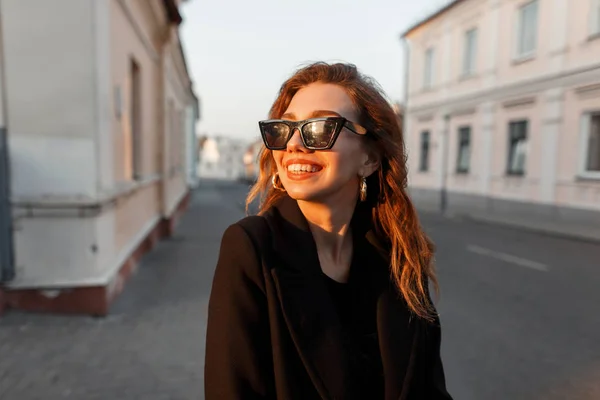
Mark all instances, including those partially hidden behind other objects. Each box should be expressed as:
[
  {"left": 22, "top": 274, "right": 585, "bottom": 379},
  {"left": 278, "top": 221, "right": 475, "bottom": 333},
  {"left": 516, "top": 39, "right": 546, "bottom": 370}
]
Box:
[{"left": 359, "top": 149, "right": 381, "bottom": 178}]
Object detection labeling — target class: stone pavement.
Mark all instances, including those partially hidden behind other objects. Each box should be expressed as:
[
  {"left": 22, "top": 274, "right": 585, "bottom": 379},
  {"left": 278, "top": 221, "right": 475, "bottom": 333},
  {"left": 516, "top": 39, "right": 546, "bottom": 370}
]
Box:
[{"left": 0, "top": 181, "right": 247, "bottom": 400}]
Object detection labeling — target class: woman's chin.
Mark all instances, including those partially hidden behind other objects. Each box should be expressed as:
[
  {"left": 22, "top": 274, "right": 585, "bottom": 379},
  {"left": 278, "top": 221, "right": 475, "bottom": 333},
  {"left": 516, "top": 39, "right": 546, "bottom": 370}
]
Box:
[{"left": 283, "top": 186, "right": 324, "bottom": 202}]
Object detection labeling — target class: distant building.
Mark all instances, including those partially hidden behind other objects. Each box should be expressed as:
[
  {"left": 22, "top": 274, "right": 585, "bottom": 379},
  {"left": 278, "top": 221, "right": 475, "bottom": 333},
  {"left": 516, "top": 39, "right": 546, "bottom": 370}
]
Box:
[
  {"left": 402, "top": 0, "right": 600, "bottom": 227},
  {"left": 186, "top": 102, "right": 201, "bottom": 188},
  {"left": 0, "top": 0, "right": 199, "bottom": 316},
  {"left": 243, "top": 139, "right": 264, "bottom": 183},
  {"left": 198, "top": 136, "right": 248, "bottom": 180}
]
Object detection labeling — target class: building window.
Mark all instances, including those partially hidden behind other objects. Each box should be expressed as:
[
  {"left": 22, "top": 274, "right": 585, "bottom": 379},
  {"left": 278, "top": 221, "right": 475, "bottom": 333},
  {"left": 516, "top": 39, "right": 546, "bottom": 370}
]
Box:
[
  {"left": 168, "top": 100, "right": 176, "bottom": 175},
  {"left": 423, "top": 48, "right": 434, "bottom": 89},
  {"left": 177, "top": 109, "right": 185, "bottom": 172},
  {"left": 167, "top": 101, "right": 185, "bottom": 176},
  {"left": 581, "top": 112, "right": 600, "bottom": 176},
  {"left": 462, "top": 28, "right": 477, "bottom": 76},
  {"left": 507, "top": 120, "right": 528, "bottom": 175},
  {"left": 419, "top": 131, "right": 431, "bottom": 172},
  {"left": 516, "top": 0, "right": 538, "bottom": 59},
  {"left": 456, "top": 126, "right": 471, "bottom": 173},
  {"left": 591, "top": 0, "right": 600, "bottom": 36},
  {"left": 130, "top": 58, "right": 142, "bottom": 180}
]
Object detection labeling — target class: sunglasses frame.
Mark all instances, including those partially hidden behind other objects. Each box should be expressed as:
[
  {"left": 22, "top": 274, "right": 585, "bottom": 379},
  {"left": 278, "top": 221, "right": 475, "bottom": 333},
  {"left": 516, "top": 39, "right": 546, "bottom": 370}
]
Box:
[{"left": 258, "top": 117, "right": 368, "bottom": 150}]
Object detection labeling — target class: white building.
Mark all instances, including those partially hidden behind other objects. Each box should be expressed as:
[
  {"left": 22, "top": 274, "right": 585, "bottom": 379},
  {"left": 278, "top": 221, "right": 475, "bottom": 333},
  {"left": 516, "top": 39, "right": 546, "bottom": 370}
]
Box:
[
  {"left": 402, "top": 0, "right": 600, "bottom": 234},
  {"left": 198, "top": 136, "right": 248, "bottom": 180},
  {"left": 0, "top": 0, "right": 199, "bottom": 316}
]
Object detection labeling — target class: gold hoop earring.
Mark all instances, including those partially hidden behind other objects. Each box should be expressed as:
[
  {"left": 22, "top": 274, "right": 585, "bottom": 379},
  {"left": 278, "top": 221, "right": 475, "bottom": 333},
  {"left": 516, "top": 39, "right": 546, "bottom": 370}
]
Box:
[
  {"left": 272, "top": 172, "right": 286, "bottom": 191},
  {"left": 359, "top": 176, "right": 367, "bottom": 202}
]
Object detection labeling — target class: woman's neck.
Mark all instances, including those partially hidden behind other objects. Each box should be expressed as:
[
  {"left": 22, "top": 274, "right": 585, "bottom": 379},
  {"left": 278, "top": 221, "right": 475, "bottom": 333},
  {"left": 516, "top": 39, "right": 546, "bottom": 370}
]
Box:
[{"left": 297, "top": 196, "right": 357, "bottom": 274}]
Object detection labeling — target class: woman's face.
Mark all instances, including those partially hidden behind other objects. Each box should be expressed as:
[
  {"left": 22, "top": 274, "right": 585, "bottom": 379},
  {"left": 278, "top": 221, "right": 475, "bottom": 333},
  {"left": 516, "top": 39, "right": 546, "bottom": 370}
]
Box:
[{"left": 272, "top": 83, "right": 377, "bottom": 203}]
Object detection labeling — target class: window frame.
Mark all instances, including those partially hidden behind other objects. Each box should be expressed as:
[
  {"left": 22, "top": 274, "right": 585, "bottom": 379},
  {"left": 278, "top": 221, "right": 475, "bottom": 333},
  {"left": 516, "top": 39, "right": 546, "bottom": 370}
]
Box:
[
  {"left": 462, "top": 28, "right": 478, "bottom": 77},
  {"left": 578, "top": 111, "right": 600, "bottom": 179},
  {"left": 514, "top": 0, "right": 539, "bottom": 61},
  {"left": 456, "top": 126, "right": 471, "bottom": 174},
  {"left": 423, "top": 48, "right": 435, "bottom": 89},
  {"left": 590, "top": 0, "right": 600, "bottom": 37},
  {"left": 506, "top": 120, "right": 529, "bottom": 176},
  {"left": 419, "top": 131, "right": 431, "bottom": 172},
  {"left": 130, "top": 57, "right": 143, "bottom": 181}
]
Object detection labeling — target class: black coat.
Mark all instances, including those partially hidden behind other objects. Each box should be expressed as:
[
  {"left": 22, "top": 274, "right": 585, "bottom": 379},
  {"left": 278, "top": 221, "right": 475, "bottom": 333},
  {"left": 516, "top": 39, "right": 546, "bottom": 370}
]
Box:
[{"left": 205, "top": 196, "right": 452, "bottom": 400}]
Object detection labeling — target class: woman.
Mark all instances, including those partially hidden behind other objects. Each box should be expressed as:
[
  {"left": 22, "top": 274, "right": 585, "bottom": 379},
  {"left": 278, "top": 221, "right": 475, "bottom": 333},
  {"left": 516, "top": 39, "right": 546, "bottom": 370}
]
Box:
[{"left": 205, "top": 62, "right": 452, "bottom": 400}]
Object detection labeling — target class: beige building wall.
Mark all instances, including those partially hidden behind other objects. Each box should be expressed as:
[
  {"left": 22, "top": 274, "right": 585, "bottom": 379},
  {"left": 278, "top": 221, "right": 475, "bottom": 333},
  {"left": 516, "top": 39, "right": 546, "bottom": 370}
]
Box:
[
  {"left": 1, "top": 0, "right": 197, "bottom": 315},
  {"left": 3, "top": 0, "right": 100, "bottom": 199},
  {"left": 111, "top": 0, "right": 162, "bottom": 182},
  {"left": 3, "top": 0, "right": 110, "bottom": 288},
  {"left": 403, "top": 0, "right": 600, "bottom": 224},
  {"left": 110, "top": 0, "right": 165, "bottom": 256},
  {"left": 162, "top": 27, "right": 193, "bottom": 217}
]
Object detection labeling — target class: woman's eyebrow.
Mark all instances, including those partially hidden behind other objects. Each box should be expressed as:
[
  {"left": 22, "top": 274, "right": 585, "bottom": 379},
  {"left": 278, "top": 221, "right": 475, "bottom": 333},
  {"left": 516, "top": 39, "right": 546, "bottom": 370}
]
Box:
[
  {"left": 280, "top": 112, "right": 296, "bottom": 120},
  {"left": 309, "top": 110, "right": 342, "bottom": 118},
  {"left": 280, "top": 110, "right": 342, "bottom": 120}
]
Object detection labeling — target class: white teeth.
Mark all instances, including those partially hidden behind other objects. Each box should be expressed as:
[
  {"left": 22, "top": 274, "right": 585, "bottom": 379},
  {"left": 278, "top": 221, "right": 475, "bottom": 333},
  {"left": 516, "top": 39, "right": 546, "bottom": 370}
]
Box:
[{"left": 287, "top": 164, "right": 320, "bottom": 173}]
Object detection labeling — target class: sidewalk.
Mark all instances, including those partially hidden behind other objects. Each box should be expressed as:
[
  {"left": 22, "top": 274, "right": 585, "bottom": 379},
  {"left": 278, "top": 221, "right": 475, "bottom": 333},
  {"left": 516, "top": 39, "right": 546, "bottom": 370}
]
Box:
[
  {"left": 0, "top": 182, "right": 245, "bottom": 400},
  {"left": 457, "top": 211, "right": 600, "bottom": 244},
  {"left": 416, "top": 206, "right": 600, "bottom": 244}
]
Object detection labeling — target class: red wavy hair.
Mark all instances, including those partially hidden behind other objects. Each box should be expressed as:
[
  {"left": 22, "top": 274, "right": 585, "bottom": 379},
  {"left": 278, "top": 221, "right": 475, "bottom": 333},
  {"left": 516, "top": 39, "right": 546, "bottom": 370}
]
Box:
[{"left": 246, "top": 62, "right": 439, "bottom": 321}]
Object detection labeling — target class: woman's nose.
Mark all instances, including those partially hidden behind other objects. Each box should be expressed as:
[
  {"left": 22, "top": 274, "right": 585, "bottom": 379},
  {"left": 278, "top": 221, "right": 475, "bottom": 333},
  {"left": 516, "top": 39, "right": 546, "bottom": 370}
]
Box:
[{"left": 286, "top": 128, "right": 309, "bottom": 152}]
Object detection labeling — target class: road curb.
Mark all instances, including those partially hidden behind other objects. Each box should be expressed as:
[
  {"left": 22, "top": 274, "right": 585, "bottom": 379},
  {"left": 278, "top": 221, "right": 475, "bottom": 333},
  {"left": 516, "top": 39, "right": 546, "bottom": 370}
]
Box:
[{"left": 456, "top": 214, "right": 600, "bottom": 245}]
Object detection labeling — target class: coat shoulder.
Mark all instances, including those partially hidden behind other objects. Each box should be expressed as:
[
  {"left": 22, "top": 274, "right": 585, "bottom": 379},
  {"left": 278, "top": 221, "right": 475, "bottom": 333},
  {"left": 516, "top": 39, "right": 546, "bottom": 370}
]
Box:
[
  {"left": 217, "top": 219, "right": 268, "bottom": 288},
  {"left": 222, "top": 210, "right": 274, "bottom": 243},
  {"left": 234, "top": 214, "right": 270, "bottom": 237}
]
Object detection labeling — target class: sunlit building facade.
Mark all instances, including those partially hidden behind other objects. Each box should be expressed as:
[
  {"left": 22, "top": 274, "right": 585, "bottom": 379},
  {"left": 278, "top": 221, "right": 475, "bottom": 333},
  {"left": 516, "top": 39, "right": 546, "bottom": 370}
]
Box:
[
  {"left": 402, "top": 0, "right": 600, "bottom": 230},
  {"left": 0, "top": 0, "right": 198, "bottom": 316}
]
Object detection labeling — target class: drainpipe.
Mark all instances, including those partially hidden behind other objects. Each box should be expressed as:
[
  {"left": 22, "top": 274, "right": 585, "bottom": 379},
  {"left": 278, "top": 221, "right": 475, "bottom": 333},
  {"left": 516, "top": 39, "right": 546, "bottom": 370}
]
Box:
[
  {"left": 0, "top": 7, "right": 14, "bottom": 283},
  {"left": 440, "top": 113, "right": 451, "bottom": 214}
]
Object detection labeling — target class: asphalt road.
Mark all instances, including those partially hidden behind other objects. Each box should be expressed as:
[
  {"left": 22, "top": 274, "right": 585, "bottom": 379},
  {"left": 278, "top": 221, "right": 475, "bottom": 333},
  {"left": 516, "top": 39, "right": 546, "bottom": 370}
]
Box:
[
  {"left": 423, "top": 210, "right": 600, "bottom": 400},
  {"left": 0, "top": 179, "right": 598, "bottom": 399}
]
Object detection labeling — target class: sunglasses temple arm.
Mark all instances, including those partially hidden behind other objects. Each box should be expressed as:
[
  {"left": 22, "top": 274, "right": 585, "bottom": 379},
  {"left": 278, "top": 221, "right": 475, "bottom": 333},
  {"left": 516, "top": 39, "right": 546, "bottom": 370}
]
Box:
[{"left": 344, "top": 121, "right": 367, "bottom": 135}]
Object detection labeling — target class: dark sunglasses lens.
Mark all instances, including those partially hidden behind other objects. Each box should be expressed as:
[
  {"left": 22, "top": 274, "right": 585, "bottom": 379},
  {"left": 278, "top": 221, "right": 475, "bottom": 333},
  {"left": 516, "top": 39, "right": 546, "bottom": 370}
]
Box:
[
  {"left": 302, "top": 120, "right": 338, "bottom": 148},
  {"left": 262, "top": 123, "right": 290, "bottom": 148}
]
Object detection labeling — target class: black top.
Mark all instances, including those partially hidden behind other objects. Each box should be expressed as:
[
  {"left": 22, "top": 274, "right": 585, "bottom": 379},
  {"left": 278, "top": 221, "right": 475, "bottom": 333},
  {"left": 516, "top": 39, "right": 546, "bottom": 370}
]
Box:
[
  {"left": 205, "top": 195, "right": 453, "bottom": 400},
  {"left": 321, "top": 237, "right": 385, "bottom": 398}
]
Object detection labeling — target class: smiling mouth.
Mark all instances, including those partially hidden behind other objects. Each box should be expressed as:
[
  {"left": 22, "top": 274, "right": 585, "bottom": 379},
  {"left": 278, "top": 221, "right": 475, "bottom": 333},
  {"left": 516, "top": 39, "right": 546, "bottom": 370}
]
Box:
[{"left": 286, "top": 163, "right": 323, "bottom": 174}]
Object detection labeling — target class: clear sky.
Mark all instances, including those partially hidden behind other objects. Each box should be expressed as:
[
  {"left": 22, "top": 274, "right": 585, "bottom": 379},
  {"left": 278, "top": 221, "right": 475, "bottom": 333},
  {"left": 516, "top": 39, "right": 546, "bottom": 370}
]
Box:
[{"left": 179, "top": 0, "right": 451, "bottom": 140}]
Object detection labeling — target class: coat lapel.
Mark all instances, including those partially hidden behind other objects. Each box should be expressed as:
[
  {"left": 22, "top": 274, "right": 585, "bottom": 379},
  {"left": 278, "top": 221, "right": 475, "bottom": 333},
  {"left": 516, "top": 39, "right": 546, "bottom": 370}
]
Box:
[
  {"left": 264, "top": 196, "right": 419, "bottom": 400},
  {"left": 377, "top": 288, "right": 420, "bottom": 400},
  {"left": 362, "top": 228, "right": 420, "bottom": 400},
  {"left": 265, "top": 196, "right": 353, "bottom": 399}
]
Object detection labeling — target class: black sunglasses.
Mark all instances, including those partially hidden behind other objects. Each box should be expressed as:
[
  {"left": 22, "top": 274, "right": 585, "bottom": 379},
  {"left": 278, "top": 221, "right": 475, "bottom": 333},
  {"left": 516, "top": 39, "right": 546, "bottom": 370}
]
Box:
[{"left": 258, "top": 117, "right": 368, "bottom": 150}]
